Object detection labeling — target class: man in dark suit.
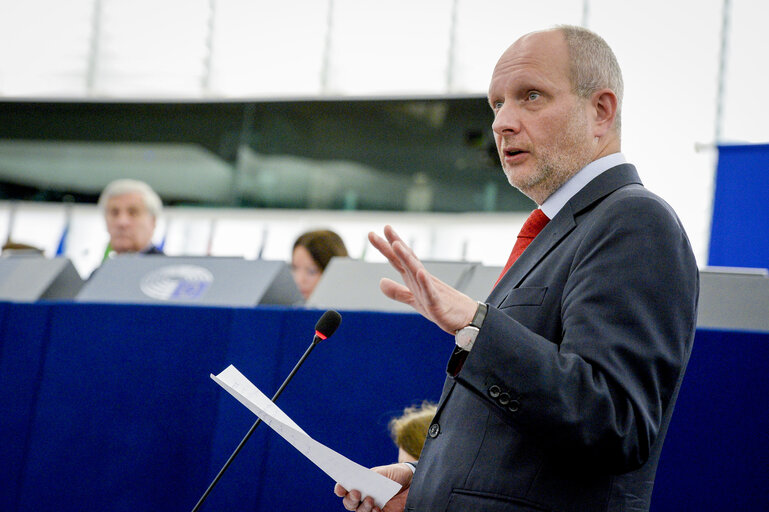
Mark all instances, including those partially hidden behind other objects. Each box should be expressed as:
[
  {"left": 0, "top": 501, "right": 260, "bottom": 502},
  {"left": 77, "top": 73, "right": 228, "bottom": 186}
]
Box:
[
  {"left": 98, "top": 179, "right": 165, "bottom": 256},
  {"left": 335, "top": 25, "right": 698, "bottom": 512}
]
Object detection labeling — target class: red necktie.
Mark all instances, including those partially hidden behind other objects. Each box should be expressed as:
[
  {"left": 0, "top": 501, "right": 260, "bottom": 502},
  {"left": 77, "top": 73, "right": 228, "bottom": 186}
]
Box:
[{"left": 493, "top": 209, "right": 550, "bottom": 288}]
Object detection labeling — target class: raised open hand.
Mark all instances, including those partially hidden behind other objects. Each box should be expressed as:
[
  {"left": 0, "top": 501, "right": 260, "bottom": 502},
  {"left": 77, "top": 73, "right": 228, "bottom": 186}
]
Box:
[{"left": 368, "top": 225, "right": 476, "bottom": 334}]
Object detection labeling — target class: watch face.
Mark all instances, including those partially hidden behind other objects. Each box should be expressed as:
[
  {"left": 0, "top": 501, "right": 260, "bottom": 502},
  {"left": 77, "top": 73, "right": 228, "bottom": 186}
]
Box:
[{"left": 455, "top": 325, "right": 480, "bottom": 350}]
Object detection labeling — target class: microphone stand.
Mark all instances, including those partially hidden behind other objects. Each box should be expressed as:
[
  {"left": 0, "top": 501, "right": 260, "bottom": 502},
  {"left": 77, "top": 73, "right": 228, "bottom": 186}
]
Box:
[{"left": 190, "top": 336, "right": 322, "bottom": 512}]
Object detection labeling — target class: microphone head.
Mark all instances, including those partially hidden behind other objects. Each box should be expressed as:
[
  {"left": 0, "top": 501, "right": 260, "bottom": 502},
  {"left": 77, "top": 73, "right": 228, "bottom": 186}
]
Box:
[{"left": 314, "top": 310, "right": 342, "bottom": 341}]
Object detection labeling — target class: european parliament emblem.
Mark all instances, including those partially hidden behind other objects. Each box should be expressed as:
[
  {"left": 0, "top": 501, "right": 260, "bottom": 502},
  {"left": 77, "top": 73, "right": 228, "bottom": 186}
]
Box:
[{"left": 140, "top": 265, "right": 214, "bottom": 301}]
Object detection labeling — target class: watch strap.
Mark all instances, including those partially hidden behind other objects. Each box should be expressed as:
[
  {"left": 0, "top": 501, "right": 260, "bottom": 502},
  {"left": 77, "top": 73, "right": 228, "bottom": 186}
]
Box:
[{"left": 470, "top": 301, "right": 488, "bottom": 328}]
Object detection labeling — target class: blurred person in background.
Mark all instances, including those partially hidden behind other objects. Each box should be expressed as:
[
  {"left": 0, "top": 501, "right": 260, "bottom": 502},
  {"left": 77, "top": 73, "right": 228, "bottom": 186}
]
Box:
[
  {"left": 98, "top": 179, "right": 164, "bottom": 256},
  {"left": 291, "top": 229, "right": 348, "bottom": 300},
  {"left": 1, "top": 241, "right": 44, "bottom": 255},
  {"left": 389, "top": 402, "right": 437, "bottom": 464}
]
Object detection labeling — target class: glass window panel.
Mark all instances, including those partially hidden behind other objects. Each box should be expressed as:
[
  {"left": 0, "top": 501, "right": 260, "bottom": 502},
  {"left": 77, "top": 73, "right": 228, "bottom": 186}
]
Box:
[
  {"left": 0, "top": 98, "right": 530, "bottom": 213},
  {"left": 0, "top": 0, "right": 94, "bottom": 97},
  {"left": 451, "top": 0, "right": 583, "bottom": 93},
  {"left": 0, "top": 202, "right": 9, "bottom": 244},
  {"left": 92, "top": 0, "right": 210, "bottom": 97},
  {"left": 209, "top": 217, "right": 265, "bottom": 258},
  {"left": 163, "top": 215, "right": 213, "bottom": 256},
  {"left": 721, "top": 0, "right": 769, "bottom": 143},
  {"left": 259, "top": 218, "right": 309, "bottom": 260},
  {"left": 8, "top": 204, "right": 66, "bottom": 256},
  {"left": 66, "top": 206, "right": 110, "bottom": 276},
  {"left": 326, "top": 0, "right": 453, "bottom": 95},
  {"left": 591, "top": 0, "right": 722, "bottom": 264},
  {"left": 207, "top": 0, "right": 330, "bottom": 97}
]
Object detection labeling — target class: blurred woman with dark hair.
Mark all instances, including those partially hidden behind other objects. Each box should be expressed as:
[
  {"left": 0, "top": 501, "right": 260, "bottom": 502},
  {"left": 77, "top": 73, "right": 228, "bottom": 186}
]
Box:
[{"left": 291, "top": 229, "right": 348, "bottom": 300}]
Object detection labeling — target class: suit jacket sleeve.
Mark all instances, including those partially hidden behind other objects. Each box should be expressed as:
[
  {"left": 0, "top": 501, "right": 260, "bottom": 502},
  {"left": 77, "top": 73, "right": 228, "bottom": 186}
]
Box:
[{"left": 455, "top": 189, "right": 699, "bottom": 473}]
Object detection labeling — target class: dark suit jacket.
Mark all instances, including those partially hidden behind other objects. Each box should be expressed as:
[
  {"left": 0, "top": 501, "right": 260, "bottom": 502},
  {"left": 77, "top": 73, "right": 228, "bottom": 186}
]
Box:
[
  {"left": 405, "top": 164, "right": 699, "bottom": 512},
  {"left": 142, "top": 245, "right": 164, "bottom": 255}
]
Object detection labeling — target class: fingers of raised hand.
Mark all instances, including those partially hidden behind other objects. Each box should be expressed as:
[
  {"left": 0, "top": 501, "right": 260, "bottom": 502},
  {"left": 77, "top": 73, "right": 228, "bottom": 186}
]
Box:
[
  {"left": 390, "top": 241, "right": 429, "bottom": 294},
  {"left": 371, "top": 227, "right": 424, "bottom": 284},
  {"left": 382, "top": 225, "right": 403, "bottom": 245},
  {"left": 380, "top": 226, "right": 416, "bottom": 274},
  {"left": 368, "top": 232, "right": 406, "bottom": 273},
  {"left": 379, "top": 278, "right": 414, "bottom": 304},
  {"left": 415, "top": 268, "right": 439, "bottom": 307}
]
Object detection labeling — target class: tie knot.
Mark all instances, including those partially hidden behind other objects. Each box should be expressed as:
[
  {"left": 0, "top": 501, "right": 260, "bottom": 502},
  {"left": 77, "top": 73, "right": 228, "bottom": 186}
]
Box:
[{"left": 519, "top": 209, "right": 550, "bottom": 239}]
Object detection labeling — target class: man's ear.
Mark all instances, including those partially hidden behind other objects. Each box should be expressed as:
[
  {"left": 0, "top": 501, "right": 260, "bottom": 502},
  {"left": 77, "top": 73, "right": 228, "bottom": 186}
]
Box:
[{"left": 591, "top": 88, "right": 618, "bottom": 137}]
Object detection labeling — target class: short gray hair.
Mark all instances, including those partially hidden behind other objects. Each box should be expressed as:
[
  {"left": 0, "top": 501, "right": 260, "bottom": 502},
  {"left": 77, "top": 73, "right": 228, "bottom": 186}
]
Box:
[
  {"left": 98, "top": 179, "right": 163, "bottom": 218},
  {"left": 557, "top": 25, "right": 624, "bottom": 133}
]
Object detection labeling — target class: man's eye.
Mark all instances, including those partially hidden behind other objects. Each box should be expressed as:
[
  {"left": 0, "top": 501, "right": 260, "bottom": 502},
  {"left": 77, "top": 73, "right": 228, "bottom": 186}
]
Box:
[
  {"left": 493, "top": 101, "right": 504, "bottom": 110},
  {"left": 527, "top": 91, "right": 541, "bottom": 101}
]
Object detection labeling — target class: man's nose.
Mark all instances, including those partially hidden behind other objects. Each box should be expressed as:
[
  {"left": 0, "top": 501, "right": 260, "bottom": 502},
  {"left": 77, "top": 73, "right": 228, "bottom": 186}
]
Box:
[
  {"left": 492, "top": 104, "right": 521, "bottom": 135},
  {"left": 114, "top": 212, "right": 131, "bottom": 226}
]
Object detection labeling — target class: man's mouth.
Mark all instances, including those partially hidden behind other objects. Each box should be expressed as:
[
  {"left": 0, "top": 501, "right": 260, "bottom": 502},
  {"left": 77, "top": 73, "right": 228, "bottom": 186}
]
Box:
[{"left": 503, "top": 148, "right": 527, "bottom": 158}]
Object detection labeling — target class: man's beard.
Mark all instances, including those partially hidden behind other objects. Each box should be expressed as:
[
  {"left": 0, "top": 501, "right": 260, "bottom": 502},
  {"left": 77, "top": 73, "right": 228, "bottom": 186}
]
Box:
[{"left": 505, "top": 104, "right": 594, "bottom": 203}]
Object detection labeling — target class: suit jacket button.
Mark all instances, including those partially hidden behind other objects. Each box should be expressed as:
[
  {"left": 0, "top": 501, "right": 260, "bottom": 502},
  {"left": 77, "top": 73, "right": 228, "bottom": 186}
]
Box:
[
  {"left": 498, "top": 392, "right": 510, "bottom": 405},
  {"left": 428, "top": 423, "right": 440, "bottom": 438},
  {"left": 508, "top": 399, "right": 520, "bottom": 412},
  {"left": 488, "top": 385, "right": 501, "bottom": 398}
]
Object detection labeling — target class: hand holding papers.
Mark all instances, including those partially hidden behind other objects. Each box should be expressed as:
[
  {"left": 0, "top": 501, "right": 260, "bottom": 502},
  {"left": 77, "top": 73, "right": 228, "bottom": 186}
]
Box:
[{"left": 211, "top": 365, "right": 401, "bottom": 509}]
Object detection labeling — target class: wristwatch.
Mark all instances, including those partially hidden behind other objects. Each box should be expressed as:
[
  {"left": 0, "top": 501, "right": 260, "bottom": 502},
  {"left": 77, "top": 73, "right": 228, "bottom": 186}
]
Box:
[{"left": 454, "top": 301, "right": 488, "bottom": 351}]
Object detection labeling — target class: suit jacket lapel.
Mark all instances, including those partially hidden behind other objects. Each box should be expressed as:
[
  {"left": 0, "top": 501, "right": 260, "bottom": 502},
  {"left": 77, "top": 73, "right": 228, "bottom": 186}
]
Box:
[{"left": 487, "top": 164, "right": 643, "bottom": 307}]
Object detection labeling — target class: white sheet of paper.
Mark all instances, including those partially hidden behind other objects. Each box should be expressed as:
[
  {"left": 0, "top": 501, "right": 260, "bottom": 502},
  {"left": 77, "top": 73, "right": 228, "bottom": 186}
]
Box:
[{"left": 211, "top": 365, "right": 401, "bottom": 508}]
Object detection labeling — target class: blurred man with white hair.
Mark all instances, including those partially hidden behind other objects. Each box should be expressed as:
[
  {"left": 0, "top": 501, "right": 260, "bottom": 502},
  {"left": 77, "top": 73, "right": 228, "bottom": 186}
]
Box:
[{"left": 98, "top": 179, "right": 164, "bottom": 255}]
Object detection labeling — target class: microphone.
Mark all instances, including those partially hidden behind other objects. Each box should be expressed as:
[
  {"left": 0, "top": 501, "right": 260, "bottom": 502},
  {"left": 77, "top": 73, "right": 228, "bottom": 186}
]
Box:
[
  {"left": 313, "top": 309, "right": 342, "bottom": 342},
  {"left": 191, "top": 310, "right": 342, "bottom": 512}
]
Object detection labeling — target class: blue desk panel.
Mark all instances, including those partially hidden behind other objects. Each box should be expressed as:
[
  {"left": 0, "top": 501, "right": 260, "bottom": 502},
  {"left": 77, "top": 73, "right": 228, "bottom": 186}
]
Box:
[
  {"left": 1, "top": 303, "right": 767, "bottom": 511},
  {"left": 651, "top": 329, "right": 769, "bottom": 510}
]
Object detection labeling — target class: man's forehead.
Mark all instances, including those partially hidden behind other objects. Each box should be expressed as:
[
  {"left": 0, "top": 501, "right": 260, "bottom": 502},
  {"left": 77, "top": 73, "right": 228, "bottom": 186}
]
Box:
[
  {"left": 105, "top": 193, "right": 151, "bottom": 218},
  {"left": 500, "top": 30, "right": 566, "bottom": 68},
  {"left": 108, "top": 192, "right": 144, "bottom": 206},
  {"left": 489, "top": 30, "right": 569, "bottom": 91},
  {"left": 512, "top": 28, "right": 563, "bottom": 50}
]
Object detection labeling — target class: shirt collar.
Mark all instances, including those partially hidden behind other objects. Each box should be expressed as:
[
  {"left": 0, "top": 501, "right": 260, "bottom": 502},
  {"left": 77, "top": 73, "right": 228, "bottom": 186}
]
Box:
[{"left": 540, "top": 152, "right": 627, "bottom": 219}]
